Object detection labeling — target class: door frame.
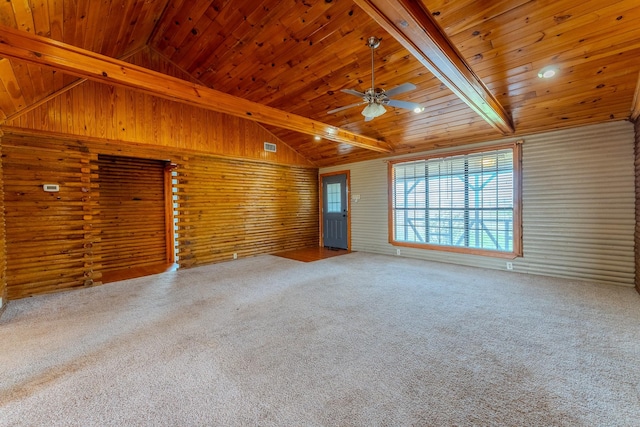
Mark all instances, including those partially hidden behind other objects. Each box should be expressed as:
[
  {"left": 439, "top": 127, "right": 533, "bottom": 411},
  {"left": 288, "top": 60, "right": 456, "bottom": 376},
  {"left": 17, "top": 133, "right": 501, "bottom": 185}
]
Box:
[
  {"left": 319, "top": 170, "right": 351, "bottom": 250},
  {"left": 164, "top": 162, "right": 178, "bottom": 265}
]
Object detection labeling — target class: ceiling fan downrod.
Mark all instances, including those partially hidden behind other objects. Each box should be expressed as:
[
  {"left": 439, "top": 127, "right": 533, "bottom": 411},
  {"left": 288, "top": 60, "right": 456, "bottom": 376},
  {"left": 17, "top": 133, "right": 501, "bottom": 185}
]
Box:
[{"left": 367, "top": 36, "right": 381, "bottom": 96}]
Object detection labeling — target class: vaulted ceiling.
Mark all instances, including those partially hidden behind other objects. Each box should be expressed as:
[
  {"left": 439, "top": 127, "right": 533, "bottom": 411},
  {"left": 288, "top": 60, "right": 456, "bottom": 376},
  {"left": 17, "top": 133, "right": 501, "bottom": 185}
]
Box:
[{"left": 1, "top": 0, "right": 639, "bottom": 167}]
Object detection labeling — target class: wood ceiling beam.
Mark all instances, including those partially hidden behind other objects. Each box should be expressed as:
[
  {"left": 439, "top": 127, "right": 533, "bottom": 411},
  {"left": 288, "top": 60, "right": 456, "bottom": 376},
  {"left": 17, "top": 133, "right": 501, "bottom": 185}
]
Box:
[
  {"left": 0, "top": 26, "right": 392, "bottom": 153},
  {"left": 354, "top": 0, "right": 515, "bottom": 134}
]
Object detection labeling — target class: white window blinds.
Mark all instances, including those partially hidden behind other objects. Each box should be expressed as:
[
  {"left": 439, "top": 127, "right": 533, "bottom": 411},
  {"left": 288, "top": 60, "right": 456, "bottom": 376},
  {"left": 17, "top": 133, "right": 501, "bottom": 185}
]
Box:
[{"left": 391, "top": 147, "right": 515, "bottom": 253}]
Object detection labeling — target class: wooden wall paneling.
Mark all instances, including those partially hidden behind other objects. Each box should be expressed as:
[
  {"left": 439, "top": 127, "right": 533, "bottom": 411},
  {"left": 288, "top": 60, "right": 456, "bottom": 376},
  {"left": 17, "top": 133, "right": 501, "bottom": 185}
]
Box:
[
  {"left": 0, "top": 58, "right": 27, "bottom": 115},
  {"left": 2, "top": 135, "right": 99, "bottom": 299},
  {"left": 126, "top": 88, "right": 138, "bottom": 142},
  {"left": 0, "top": 75, "right": 14, "bottom": 121},
  {"left": 7, "top": 61, "right": 37, "bottom": 111},
  {"left": 97, "top": 155, "right": 168, "bottom": 275},
  {"left": 175, "top": 155, "right": 319, "bottom": 268},
  {"left": 4, "top": 77, "right": 316, "bottom": 167}
]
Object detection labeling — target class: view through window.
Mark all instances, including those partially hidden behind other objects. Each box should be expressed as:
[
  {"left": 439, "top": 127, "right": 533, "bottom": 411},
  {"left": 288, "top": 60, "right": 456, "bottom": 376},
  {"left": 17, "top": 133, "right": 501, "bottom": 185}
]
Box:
[
  {"left": 326, "top": 182, "right": 342, "bottom": 213},
  {"left": 390, "top": 144, "right": 520, "bottom": 256}
]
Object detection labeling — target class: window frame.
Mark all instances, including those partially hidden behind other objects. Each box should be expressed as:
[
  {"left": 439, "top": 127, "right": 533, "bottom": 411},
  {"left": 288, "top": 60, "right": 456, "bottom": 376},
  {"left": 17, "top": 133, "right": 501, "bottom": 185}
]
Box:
[{"left": 387, "top": 142, "right": 522, "bottom": 259}]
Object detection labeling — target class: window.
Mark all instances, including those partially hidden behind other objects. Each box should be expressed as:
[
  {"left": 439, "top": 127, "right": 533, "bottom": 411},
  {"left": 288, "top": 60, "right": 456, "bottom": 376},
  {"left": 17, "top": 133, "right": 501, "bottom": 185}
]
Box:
[
  {"left": 389, "top": 143, "right": 521, "bottom": 257},
  {"left": 326, "top": 182, "right": 342, "bottom": 213}
]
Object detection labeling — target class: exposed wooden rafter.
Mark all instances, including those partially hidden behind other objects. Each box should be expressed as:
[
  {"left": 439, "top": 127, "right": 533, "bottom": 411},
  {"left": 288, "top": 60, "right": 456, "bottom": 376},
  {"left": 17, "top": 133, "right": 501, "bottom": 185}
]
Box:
[
  {"left": 0, "top": 26, "right": 392, "bottom": 153},
  {"left": 353, "top": 0, "right": 515, "bottom": 135}
]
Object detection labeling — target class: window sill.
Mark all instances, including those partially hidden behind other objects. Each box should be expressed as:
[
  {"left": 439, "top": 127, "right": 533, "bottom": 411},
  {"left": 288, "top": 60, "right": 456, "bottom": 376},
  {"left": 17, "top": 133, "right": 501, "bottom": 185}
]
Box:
[{"left": 392, "top": 241, "right": 520, "bottom": 259}]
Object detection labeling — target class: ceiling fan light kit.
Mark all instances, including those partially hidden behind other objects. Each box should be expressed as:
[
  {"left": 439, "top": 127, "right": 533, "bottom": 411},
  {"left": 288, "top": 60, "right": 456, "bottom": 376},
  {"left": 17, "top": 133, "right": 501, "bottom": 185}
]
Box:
[
  {"left": 328, "top": 36, "right": 424, "bottom": 121},
  {"left": 362, "top": 102, "right": 386, "bottom": 118}
]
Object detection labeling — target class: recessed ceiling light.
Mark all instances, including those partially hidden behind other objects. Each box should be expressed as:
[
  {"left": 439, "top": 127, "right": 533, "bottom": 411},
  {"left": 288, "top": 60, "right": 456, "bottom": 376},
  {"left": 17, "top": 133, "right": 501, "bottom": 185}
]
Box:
[
  {"left": 538, "top": 66, "right": 558, "bottom": 79},
  {"left": 314, "top": 135, "right": 321, "bottom": 141},
  {"left": 413, "top": 106, "right": 425, "bottom": 113}
]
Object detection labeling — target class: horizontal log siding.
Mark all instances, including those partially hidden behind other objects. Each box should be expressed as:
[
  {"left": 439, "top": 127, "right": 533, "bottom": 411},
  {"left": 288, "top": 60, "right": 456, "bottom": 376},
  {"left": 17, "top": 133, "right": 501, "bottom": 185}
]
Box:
[
  {"left": 2, "top": 136, "right": 100, "bottom": 299},
  {"left": 176, "top": 155, "right": 319, "bottom": 267},
  {"left": 320, "top": 121, "right": 635, "bottom": 287},
  {"left": 1, "top": 130, "right": 319, "bottom": 299},
  {"left": 97, "top": 155, "right": 168, "bottom": 273}
]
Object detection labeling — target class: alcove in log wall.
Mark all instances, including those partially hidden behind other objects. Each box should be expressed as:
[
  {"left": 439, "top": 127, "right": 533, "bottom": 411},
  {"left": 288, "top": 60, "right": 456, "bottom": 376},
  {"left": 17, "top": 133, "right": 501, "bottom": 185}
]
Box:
[
  {"left": 0, "top": 130, "right": 319, "bottom": 299},
  {"left": 0, "top": 47, "right": 318, "bottom": 300},
  {"left": 97, "top": 155, "right": 171, "bottom": 281}
]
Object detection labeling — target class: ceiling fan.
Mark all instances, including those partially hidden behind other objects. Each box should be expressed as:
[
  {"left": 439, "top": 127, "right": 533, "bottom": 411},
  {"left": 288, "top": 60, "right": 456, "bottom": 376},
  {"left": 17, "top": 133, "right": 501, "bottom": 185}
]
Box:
[{"left": 328, "top": 36, "right": 423, "bottom": 121}]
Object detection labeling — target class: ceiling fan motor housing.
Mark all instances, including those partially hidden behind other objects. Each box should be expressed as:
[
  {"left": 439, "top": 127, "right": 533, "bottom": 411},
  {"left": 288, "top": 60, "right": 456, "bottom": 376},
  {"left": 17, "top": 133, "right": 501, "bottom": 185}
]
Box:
[{"left": 364, "top": 88, "right": 388, "bottom": 104}]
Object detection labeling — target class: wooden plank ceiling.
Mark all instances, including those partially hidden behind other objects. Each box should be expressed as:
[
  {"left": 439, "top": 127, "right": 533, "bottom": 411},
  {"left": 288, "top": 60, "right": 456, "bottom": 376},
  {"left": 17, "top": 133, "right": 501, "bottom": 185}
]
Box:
[{"left": 1, "top": 0, "right": 639, "bottom": 167}]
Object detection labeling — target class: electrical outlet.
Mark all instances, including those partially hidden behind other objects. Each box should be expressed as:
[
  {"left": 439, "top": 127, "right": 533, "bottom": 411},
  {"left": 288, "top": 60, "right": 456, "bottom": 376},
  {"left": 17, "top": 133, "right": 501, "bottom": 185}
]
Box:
[
  {"left": 396, "top": 248, "right": 401, "bottom": 256},
  {"left": 233, "top": 253, "right": 238, "bottom": 260},
  {"left": 506, "top": 262, "right": 513, "bottom": 270}
]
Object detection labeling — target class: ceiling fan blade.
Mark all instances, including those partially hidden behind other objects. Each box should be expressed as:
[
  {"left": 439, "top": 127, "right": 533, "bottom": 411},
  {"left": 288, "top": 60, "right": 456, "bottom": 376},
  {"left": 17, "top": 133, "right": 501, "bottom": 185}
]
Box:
[
  {"left": 386, "top": 99, "right": 423, "bottom": 111},
  {"left": 341, "top": 88, "right": 367, "bottom": 98},
  {"left": 385, "top": 82, "right": 417, "bottom": 97},
  {"left": 327, "top": 101, "right": 367, "bottom": 115}
]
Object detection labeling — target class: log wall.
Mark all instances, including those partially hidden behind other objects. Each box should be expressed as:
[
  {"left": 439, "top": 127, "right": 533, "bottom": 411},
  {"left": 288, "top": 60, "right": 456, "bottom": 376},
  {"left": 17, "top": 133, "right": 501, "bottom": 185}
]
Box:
[
  {"left": 97, "top": 155, "right": 169, "bottom": 274},
  {"left": 1, "top": 130, "right": 319, "bottom": 299},
  {"left": 0, "top": 48, "right": 318, "bottom": 300},
  {"left": 2, "top": 135, "right": 100, "bottom": 299},
  {"left": 176, "top": 155, "right": 319, "bottom": 267}
]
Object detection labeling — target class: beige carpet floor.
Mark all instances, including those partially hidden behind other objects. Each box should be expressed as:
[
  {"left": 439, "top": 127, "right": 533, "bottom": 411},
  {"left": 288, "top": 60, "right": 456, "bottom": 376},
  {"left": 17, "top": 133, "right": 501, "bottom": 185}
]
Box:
[{"left": 1, "top": 253, "right": 639, "bottom": 426}]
